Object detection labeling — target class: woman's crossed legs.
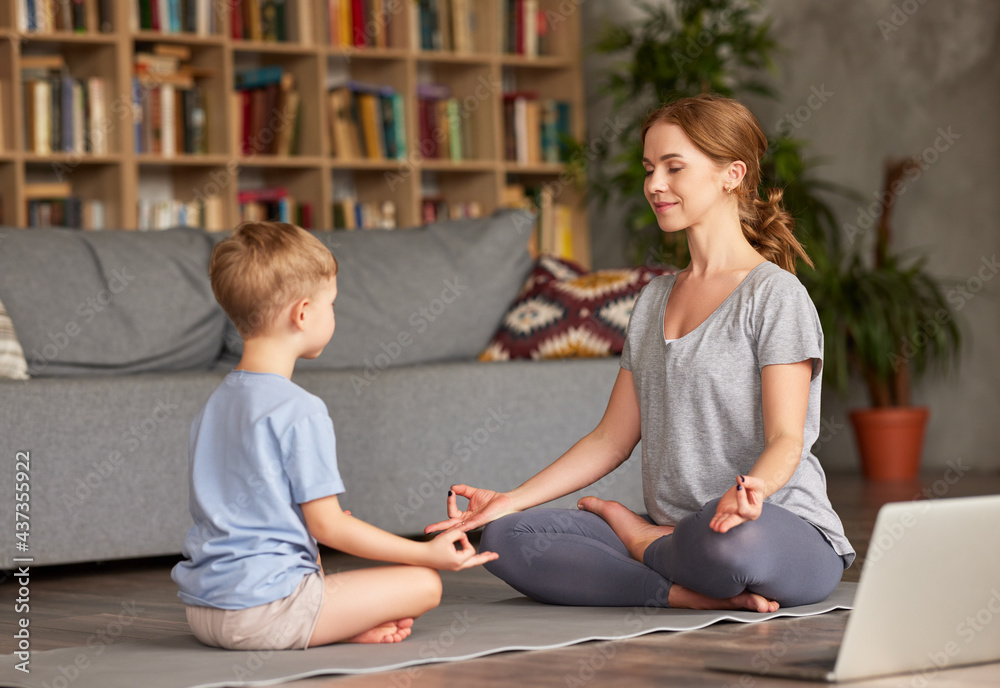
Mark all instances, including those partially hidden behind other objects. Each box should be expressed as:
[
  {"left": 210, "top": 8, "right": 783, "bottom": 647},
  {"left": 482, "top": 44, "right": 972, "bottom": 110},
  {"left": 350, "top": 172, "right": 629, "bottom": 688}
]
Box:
[{"left": 481, "top": 498, "right": 843, "bottom": 610}]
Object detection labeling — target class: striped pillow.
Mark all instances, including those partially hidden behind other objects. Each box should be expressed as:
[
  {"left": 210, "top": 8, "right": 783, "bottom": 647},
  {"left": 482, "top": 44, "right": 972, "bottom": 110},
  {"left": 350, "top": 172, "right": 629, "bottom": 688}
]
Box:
[{"left": 0, "top": 297, "right": 30, "bottom": 379}]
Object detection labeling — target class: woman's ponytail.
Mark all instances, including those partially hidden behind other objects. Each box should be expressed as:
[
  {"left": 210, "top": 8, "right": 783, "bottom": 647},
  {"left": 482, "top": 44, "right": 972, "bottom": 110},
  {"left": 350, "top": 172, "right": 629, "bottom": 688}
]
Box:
[{"left": 738, "top": 187, "right": 812, "bottom": 274}]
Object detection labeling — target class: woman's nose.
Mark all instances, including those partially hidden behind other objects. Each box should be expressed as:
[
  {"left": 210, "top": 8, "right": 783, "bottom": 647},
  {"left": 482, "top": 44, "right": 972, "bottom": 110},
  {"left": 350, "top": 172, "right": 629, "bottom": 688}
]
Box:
[{"left": 646, "top": 168, "right": 668, "bottom": 193}]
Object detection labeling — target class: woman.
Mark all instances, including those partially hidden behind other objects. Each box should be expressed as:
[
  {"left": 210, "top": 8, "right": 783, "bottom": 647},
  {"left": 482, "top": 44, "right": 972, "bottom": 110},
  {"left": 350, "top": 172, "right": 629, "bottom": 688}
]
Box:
[{"left": 426, "top": 94, "right": 854, "bottom": 611}]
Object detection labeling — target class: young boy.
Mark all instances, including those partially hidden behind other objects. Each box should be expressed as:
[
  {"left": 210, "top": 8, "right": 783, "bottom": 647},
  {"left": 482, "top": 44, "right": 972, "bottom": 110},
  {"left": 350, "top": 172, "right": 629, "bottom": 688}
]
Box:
[{"left": 171, "top": 221, "right": 496, "bottom": 651}]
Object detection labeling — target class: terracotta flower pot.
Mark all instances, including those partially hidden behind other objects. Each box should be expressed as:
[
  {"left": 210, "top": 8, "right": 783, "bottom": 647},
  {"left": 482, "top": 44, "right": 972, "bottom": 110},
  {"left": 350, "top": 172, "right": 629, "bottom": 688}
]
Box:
[{"left": 849, "top": 406, "right": 930, "bottom": 481}]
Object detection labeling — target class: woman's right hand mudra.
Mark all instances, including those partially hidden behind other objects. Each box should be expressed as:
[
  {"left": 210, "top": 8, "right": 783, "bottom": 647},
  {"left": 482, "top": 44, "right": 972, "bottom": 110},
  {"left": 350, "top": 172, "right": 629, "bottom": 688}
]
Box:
[{"left": 424, "top": 484, "right": 518, "bottom": 534}]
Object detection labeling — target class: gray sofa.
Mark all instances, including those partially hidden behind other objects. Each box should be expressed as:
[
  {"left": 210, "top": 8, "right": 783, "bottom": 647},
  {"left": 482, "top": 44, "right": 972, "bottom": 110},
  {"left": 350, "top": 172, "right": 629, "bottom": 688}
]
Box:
[{"left": 0, "top": 211, "right": 642, "bottom": 569}]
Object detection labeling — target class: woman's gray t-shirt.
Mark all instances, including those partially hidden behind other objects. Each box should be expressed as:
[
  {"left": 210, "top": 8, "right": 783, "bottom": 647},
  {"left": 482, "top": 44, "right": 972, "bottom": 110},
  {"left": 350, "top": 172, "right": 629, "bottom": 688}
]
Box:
[{"left": 621, "top": 260, "right": 855, "bottom": 565}]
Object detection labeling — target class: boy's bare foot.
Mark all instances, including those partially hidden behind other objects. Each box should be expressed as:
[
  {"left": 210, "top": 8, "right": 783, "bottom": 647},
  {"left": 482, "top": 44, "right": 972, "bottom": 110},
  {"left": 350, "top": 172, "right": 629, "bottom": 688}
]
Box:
[
  {"left": 345, "top": 618, "right": 415, "bottom": 644},
  {"left": 577, "top": 496, "right": 675, "bottom": 562},
  {"left": 668, "top": 584, "right": 780, "bottom": 613}
]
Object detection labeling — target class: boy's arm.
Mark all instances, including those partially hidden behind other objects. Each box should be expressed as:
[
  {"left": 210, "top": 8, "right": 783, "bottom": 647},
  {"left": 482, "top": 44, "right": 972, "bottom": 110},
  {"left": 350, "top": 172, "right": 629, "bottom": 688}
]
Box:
[{"left": 301, "top": 495, "right": 496, "bottom": 571}]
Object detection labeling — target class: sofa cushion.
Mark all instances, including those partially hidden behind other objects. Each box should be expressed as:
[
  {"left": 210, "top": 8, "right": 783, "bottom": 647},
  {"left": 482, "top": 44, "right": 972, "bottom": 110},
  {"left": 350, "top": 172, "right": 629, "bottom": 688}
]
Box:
[
  {"left": 480, "top": 255, "right": 678, "bottom": 361},
  {"left": 0, "top": 296, "right": 29, "bottom": 380},
  {"left": 218, "top": 209, "right": 536, "bottom": 370},
  {"left": 0, "top": 227, "right": 225, "bottom": 376}
]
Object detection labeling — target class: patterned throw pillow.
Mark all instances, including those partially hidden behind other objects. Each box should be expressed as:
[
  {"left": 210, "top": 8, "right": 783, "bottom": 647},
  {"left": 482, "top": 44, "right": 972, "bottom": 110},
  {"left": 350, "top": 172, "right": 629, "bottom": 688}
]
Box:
[
  {"left": 0, "top": 296, "right": 30, "bottom": 379},
  {"left": 479, "top": 256, "right": 678, "bottom": 361}
]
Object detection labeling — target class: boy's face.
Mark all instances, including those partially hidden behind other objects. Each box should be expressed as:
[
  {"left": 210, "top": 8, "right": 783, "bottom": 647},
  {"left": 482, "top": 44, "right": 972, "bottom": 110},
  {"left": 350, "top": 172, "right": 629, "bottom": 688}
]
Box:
[{"left": 301, "top": 275, "right": 338, "bottom": 359}]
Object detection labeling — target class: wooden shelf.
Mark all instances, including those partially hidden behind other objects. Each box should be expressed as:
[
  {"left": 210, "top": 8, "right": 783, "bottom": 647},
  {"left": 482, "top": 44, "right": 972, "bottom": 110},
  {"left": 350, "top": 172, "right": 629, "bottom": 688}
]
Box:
[
  {"left": 14, "top": 31, "right": 118, "bottom": 45},
  {"left": 0, "top": 0, "right": 590, "bottom": 265},
  {"left": 131, "top": 31, "right": 226, "bottom": 45},
  {"left": 331, "top": 47, "right": 413, "bottom": 60},
  {"left": 421, "top": 160, "right": 499, "bottom": 172},
  {"left": 236, "top": 156, "right": 327, "bottom": 168},
  {"left": 416, "top": 51, "right": 494, "bottom": 65},
  {"left": 135, "top": 154, "right": 235, "bottom": 166}
]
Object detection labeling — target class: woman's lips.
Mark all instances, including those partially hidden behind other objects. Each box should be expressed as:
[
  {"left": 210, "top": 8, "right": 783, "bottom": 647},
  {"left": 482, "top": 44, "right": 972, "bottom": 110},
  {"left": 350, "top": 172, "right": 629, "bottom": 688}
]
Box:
[{"left": 654, "top": 202, "right": 677, "bottom": 213}]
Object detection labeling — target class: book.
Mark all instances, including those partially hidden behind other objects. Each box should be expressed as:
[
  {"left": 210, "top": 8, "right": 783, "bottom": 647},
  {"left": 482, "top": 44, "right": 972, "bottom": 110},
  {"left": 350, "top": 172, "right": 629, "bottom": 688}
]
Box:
[
  {"left": 160, "top": 83, "right": 176, "bottom": 156},
  {"left": 555, "top": 203, "right": 574, "bottom": 260},
  {"left": 446, "top": 98, "right": 461, "bottom": 160},
  {"left": 30, "top": 80, "right": 52, "bottom": 154},
  {"left": 274, "top": 89, "right": 300, "bottom": 156},
  {"left": 357, "top": 92, "right": 383, "bottom": 159},
  {"left": 328, "top": 88, "right": 356, "bottom": 158}
]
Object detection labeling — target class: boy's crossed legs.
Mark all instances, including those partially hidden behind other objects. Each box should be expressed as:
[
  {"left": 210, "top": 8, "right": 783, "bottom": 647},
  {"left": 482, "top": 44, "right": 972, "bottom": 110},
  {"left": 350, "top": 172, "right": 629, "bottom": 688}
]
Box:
[{"left": 309, "top": 565, "right": 442, "bottom": 646}]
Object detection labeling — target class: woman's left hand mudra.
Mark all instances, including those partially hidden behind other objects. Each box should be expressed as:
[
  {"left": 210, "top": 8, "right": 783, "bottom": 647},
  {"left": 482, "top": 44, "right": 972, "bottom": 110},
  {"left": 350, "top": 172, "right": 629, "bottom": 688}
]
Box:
[{"left": 709, "top": 475, "right": 766, "bottom": 533}]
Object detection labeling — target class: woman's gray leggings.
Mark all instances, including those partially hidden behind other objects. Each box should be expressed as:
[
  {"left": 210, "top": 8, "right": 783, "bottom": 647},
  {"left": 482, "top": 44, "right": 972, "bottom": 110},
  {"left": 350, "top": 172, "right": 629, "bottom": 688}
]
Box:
[{"left": 479, "top": 498, "right": 845, "bottom": 608}]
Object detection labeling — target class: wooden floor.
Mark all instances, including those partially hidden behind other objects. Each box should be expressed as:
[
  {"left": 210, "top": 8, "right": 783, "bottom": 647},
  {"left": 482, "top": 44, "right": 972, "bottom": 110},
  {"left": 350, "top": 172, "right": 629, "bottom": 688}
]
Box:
[{"left": 4, "top": 471, "right": 1000, "bottom": 687}]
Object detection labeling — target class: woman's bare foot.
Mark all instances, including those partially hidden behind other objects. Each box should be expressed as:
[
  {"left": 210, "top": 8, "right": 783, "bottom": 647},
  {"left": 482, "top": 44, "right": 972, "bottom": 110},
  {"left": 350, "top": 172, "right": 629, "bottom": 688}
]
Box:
[
  {"left": 344, "top": 618, "right": 415, "bottom": 643},
  {"left": 668, "top": 584, "right": 780, "bottom": 613},
  {"left": 577, "top": 496, "right": 675, "bottom": 562}
]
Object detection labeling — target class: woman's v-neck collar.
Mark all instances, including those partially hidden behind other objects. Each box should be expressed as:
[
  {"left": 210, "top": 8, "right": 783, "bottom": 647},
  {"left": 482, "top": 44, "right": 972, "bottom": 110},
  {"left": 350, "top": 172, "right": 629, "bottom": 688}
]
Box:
[{"left": 659, "top": 261, "right": 769, "bottom": 346}]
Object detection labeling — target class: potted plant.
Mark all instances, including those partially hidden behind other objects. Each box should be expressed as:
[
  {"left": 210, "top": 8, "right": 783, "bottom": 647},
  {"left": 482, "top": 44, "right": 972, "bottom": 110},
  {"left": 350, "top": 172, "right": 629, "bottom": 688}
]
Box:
[{"left": 802, "top": 158, "right": 963, "bottom": 480}]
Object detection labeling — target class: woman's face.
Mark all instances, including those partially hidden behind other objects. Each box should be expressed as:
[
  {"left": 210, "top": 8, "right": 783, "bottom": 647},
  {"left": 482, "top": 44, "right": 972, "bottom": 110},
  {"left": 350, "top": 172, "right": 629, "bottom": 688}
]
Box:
[{"left": 642, "top": 122, "right": 733, "bottom": 234}]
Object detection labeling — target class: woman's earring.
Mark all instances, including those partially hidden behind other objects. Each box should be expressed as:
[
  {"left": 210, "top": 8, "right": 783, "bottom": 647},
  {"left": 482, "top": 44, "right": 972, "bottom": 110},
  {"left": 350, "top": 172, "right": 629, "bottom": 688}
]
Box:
[{"left": 726, "top": 186, "right": 733, "bottom": 195}]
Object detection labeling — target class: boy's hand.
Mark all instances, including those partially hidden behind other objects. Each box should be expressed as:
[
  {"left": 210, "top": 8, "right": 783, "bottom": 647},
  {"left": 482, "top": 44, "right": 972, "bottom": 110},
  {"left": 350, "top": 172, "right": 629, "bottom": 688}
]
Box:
[{"left": 424, "top": 529, "right": 499, "bottom": 571}]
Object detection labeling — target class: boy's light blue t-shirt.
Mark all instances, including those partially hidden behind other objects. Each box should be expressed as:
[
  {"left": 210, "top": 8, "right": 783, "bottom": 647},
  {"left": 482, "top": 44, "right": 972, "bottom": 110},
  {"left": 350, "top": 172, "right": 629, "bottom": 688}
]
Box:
[{"left": 171, "top": 370, "right": 345, "bottom": 609}]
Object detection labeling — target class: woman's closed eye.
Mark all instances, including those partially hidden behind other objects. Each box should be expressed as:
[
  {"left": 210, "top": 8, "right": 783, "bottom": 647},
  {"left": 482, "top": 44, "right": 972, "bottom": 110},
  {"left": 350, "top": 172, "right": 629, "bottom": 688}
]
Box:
[{"left": 643, "top": 167, "right": 683, "bottom": 177}]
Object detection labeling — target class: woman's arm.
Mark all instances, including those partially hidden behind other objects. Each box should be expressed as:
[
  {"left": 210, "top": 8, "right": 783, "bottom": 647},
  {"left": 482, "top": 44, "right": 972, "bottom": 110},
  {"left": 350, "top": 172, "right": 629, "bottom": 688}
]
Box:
[
  {"left": 425, "top": 367, "right": 642, "bottom": 533},
  {"left": 709, "top": 359, "right": 812, "bottom": 533}
]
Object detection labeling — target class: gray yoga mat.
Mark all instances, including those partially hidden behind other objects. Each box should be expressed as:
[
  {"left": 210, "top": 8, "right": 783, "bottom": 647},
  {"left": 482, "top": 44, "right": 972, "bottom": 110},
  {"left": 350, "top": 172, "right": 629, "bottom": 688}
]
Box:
[{"left": 0, "top": 582, "right": 855, "bottom": 688}]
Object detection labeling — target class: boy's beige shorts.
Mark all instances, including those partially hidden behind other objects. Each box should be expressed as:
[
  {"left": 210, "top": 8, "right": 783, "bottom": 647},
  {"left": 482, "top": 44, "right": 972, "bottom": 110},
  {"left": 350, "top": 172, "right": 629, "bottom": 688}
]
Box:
[{"left": 185, "top": 571, "right": 325, "bottom": 650}]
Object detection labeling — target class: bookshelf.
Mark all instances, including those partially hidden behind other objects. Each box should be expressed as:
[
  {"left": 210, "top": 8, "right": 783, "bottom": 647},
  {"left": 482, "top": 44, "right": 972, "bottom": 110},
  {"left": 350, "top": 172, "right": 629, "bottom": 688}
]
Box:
[{"left": 0, "top": 0, "right": 590, "bottom": 265}]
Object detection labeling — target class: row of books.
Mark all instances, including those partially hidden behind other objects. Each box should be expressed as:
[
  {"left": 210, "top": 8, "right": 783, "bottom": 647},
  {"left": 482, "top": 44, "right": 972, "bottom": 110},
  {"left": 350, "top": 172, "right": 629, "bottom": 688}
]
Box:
[
  {"left": 133, "top": 45, "right": 210, "bottom": 155},
  {"left": 328, "top": 82, "right": 405, "bottom": 160},
  {"left": 327, "top": 0, "right": 389, "bottom": 48},
  {"left": 414, "top": 0, "right": 476, "bottom": 52},
  {"left": 503, "top": 94, "right": 571, "bottom": 165},
  {"left": 415, "top": 0, "right": 550, "bottom": 55},
  {"left": 24, "top": 183, "right": 106, "bottom": 229},
  {"left": 501, "top": 0, "right": 551, "bottom": 57},
  {"left": 505, "top": 183, "right": 574, "bottom": 261},
  {"left": 333, "top": 198, "right": 397, "bottom": 230},
  {"left": 17, "top": 0, "right": 113, "bottom": 33},
  {"left": 235, "top": 67, "right": 303, "bottom": 156},
  {"left": 417, "top": 84, "right": 474, "bottom": 161},
  {"left": 421, "top": 197, "right": 482, "bottom": 224},
  {"left": 239, "top": 188, "right": 314, "bottom": 228},
  {"left": 131, "top": 0, "right": 217, "bottom": 35},
  {"left": 231, "top": 0, "right": 310, "bottom": 42},
  {"left": 15, "top": 0, "right": 556, "bottom": 54},
  {"left": 21, "top": 55, "right": 108, "bottom": 155},
  {"left": 137, "top": 197, "right": 225, "bottom": 230}
]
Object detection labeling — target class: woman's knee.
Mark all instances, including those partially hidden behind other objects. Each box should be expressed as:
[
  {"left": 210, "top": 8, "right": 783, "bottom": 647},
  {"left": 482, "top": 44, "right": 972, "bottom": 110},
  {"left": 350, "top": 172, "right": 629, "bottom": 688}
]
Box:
[
  {"left": 480, "top": 512, "right": 524, "bottom": 557},
  {"left": 670, "top": 499, "right": 766, "bottom": 572}
]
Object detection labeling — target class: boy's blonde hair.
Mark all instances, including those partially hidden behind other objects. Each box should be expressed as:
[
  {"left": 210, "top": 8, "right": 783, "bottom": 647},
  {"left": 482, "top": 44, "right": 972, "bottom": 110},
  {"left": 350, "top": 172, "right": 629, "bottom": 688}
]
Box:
[{"left": 210, "top": 221, "right": 338, "bottom": 339}]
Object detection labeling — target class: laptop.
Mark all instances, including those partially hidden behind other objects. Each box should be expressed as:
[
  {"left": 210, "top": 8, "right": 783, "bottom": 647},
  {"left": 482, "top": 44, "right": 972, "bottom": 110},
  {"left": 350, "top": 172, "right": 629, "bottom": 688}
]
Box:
[{"left": 707, "top": 494, "right": 1000, "bottom": 682}]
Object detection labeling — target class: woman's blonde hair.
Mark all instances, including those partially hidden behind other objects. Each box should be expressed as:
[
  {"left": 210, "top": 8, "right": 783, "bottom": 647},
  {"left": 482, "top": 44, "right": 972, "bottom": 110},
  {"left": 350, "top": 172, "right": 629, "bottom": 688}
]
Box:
[
  {"left": 210, "top": 221, "right": 338, "bottom": 338},
  {"left": 641, "top": 94, "right": 812, "bottom": 273}
]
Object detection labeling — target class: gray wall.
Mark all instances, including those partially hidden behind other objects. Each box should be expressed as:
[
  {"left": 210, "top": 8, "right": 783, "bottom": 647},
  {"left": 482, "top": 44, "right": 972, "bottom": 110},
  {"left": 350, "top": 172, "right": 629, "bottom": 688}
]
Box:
[{"left": 581, "top": 0, "right": 1000, "bottom": 472}]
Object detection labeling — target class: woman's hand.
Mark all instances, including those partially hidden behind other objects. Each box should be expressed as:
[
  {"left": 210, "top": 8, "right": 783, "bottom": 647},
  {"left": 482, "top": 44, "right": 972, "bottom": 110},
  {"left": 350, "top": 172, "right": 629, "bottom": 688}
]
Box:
[
  {"left": 709, "top": 475, "right": 766, "bottom": 533},
  {"left": 424, "top": 484, "right": 519, "bottom": 534},
  {"left": 423, "top": 528, "right": 499, "bottom": 571}
]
